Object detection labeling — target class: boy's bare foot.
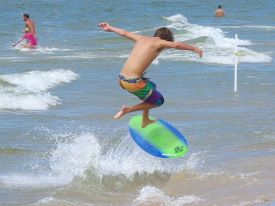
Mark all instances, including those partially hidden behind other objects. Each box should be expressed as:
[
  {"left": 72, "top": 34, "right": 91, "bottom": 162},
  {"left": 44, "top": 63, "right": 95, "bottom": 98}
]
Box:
[
  {"left": 114, "top": 105, "right": 130, "bottom": 119},
  {"left": 141, "top": 119, "right": 156, "bottom": 128}
]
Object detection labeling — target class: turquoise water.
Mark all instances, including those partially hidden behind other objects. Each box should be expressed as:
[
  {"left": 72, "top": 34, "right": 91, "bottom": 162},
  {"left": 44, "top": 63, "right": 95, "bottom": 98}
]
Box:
[{"left": 0, "top": 0, "right": 274, "bottom": 205}]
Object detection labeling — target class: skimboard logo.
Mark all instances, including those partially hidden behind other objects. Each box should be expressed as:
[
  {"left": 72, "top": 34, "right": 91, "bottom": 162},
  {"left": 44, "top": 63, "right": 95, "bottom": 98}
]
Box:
[{"left": 174, "top": 146, "right": 185, "bottom": 153}]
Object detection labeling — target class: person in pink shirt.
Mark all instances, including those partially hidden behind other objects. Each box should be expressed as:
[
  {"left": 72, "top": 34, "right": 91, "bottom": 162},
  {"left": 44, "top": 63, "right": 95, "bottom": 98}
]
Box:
[{"left": 12, "top": 27, "right": 37, "bottom": 48}]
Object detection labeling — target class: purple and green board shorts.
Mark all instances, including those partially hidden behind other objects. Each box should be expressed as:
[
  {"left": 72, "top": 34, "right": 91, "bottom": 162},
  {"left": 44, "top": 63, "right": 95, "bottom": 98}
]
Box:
[{"left": 119, "top": 76, "right": 164, "bottom": 106}]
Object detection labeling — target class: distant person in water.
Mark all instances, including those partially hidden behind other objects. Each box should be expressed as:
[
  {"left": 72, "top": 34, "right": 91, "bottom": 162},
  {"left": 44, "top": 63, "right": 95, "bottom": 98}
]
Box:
[
  {"left": 98, "top": 23, "right": 202, "bottom": 128},
  {"left": 12, "top": 27, "right": 37, "bottom": 48},
  {"left": 215, "top": 5, "right": 224, "bottom": 17},
  {"left": 23, "top": 13, "right": 37, "bottom": 40}
]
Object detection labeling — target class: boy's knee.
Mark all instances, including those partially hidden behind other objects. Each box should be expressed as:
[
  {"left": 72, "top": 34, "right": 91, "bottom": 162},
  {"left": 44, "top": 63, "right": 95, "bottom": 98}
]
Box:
[
  {"left": 146, "top": 90, "right": 164, "bottom": 106},
  {"left": 156, "top": 95, "right": 164, "bottom": 106}
]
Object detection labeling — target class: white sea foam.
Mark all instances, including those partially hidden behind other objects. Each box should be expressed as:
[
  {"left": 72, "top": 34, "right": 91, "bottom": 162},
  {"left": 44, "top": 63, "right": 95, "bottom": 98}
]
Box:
[
  {"left": 220, "top": 25, "right": 275, "bottom": 30},
  {"left": 165, "top": 14, "right": 252, "bottom": 46},
  {"left": 0, "top": 131, "right": 201, "bottom": 187},
  {"left": 263, "top": 132, "right": 275, "bottom": 140},
  {"left": 98, "top": 135, "right": 173, "bottom": 177},
  {"left": 34, "top": 196, "right": 94, "bottom": 206},
  {"left": 16, "top": 46, "right": 73, "bottom": 54},
  {"left": 98, "top": 134, "right": 202, "bottom": 178},
  {"left": 9, "top": 15, "right": 272, "bottom": 66},
  {"left": 49, "top": 133, "right": 101, "bottom": 183},
  {"left": 159, "top": 14, "right": 272, "bottom": 65},
  {"left": 0, "top": 133, "right": 99, "bottom": 187},
  {"left": 0, "top": 90, "right": 60, "bottom": 110},
  {"left": 233, "top": 199, "right": 263, "bottom": 206},
  {"left": 35, "top": 196, "right": 56, "bottom": 205},
  {"left": 133, "top": 186, "right": 202, "bottom": 206},
  {"left": 48, "top": 52, "right": 128, "bottom": 60},
  {"left": 0, "top": 69, "right": 77, "bottom": 92},
  {"left": 0, "top": 56, "right": 25, "bottom": 61},
  {"left": 0, "top": 69, "right": 78, "bottom": 110}
]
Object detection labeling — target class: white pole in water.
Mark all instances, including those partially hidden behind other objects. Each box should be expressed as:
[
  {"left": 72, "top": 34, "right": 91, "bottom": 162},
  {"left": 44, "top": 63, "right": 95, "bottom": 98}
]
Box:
[{"left": 234, "top": 34, "right": 238, "bottom": 93}]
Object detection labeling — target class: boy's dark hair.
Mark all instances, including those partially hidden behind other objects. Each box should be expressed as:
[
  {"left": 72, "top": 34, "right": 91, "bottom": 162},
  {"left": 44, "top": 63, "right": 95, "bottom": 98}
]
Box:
[
  {"left": 218, "top": 5, "right": 222, "bottom": 9},
  {"left": 154, "top": 27, "right": 174, "bottom": 42},
  {"left": 23, "top": 13, "right": 30, "bottom": 19}
]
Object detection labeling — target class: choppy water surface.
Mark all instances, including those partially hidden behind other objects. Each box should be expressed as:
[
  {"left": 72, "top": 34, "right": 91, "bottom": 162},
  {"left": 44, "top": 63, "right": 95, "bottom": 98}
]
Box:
[{"left": 0, "top": 0, "right": 274, "bottom": 205}]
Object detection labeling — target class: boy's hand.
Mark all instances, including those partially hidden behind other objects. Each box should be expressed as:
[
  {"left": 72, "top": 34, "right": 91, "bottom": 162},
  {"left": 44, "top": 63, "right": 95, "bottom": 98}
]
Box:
[
  {"left": 98, "top": 23, "right": 142, "bottom": 42},
  {"left": 194, "top": 48, "right": 203, "bottom": 57},
  {"left": 98, "top": 22, "right": 112, "bottom": 32}
]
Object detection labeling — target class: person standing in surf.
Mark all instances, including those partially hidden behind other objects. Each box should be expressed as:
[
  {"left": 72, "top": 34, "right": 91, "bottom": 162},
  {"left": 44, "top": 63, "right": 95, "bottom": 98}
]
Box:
[
  {"left": 98, "top": 23, "right": 202, "bottom": 128},
  {"left": 23, "top": 13, "right": 37, "bottom": 41},
  {"left": 215, "top": 5, "right": 225, "bottom": 17}
]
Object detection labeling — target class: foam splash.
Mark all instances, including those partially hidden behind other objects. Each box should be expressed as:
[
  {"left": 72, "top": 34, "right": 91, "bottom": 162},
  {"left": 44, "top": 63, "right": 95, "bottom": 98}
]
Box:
[
  {"left": 0, "top": 91, "right": 60, "bottom": 111},
  {"left": 34, "top": 196, "right": 56, "bottom": 205},
  {"left": 0, "top": 130, "right": 201, "bottom": 187},
  {"left": 34, "top": 196, "right": 93, "bottom": 206},
  {"left": 133, "top": 186, "right": 202, "bottom": 206},
  {"left": 16, "top": 46, "right": 73, "bottom": 54},
  {"left": 0, "top": 56, "right": 25, "bottom": 62},
  {"left": 0, "top": 69, "right": 77, "bottom": 92},
  {"left": 98, "top": 135, "right": 174, "bottom": 177},
  {"left": 0, "top": 69, "right": 78, "bottom": 110},
  {"left": 220, "top": 25, "right": 275, "bottom": 30},
  {"left": 158, "top": 14, "right": 272, "bottom": 65},
  {"left": 0, "top": 133, "right": 99, "bottom": 187},
  {"left": 165, "top": 14, "right": 251, "bottom": 47},
  {"left": 49, "top": 133, "right": 101, "bottom": 182}
]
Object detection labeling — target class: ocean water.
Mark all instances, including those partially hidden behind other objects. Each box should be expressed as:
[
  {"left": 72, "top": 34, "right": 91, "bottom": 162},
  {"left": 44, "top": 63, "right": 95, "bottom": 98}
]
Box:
[{"left": 0, "top": 0, "right": 275, "bottom": 205}]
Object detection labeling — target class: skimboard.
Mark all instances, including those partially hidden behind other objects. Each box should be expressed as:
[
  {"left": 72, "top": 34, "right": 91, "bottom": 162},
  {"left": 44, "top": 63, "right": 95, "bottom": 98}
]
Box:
[{"left": 129, "top": 115, "right": 188, "bottom": 158}]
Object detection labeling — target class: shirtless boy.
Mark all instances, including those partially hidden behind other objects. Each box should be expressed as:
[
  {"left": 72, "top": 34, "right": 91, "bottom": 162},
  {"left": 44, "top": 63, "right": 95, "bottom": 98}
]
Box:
[{"left": 98, "top": 23, "right": 203, "bottom": 128}]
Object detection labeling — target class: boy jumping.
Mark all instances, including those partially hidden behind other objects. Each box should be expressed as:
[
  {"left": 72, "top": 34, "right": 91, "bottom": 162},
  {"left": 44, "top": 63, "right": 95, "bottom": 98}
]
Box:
[{"left": 98, "top": 23, "right": 203, "bottom": 128}]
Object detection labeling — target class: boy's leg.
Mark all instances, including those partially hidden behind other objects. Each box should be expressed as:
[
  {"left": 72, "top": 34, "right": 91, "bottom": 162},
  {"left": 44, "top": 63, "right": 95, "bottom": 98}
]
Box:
[
  {"left": 142, "top": 109, "right": 156, "bottom": 128},
  {"left": 115, "top": 80, "right": 164, "bottom": 127},
  {"left": 114, "top": 101, "right": 157, "bottom": 119}
]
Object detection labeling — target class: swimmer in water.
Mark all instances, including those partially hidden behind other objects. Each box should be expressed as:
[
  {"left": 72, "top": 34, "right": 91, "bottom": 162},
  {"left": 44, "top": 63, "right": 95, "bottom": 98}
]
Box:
[
  {"left": 12, "top": 27, "right": 37, "bottom": 48},
  {"left": 215, "top": 5, "right": 225, "bottom": 17}
]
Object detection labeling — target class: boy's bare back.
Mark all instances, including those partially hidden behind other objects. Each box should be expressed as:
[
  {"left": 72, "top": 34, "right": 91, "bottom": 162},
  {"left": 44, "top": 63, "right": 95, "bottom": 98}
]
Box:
[
  {"left": 98, "top": 22, "right": 202, "bottom": 78},
  {"left": 121, "top": 37, "right": 163, "bottom": 77}
]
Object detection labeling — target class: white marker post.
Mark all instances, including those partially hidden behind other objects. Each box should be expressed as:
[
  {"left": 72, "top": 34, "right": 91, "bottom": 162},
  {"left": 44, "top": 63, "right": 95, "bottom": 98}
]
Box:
[{"left": 234, "top": 34, "right": 238, "bottom": 93}]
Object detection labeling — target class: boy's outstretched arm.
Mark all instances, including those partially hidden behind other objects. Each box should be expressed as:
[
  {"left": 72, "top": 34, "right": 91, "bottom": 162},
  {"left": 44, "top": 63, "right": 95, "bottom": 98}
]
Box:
[
  {"left": 160, "top": 40, "right": 203, "bottom": 57},
  {"left": 98, "top": 22, "right": 143, "bottom": 42}
]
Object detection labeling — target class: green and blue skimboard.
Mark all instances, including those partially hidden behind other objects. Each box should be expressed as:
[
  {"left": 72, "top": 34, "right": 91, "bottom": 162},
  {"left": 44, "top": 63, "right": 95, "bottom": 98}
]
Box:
[{"left": 129, "top": 115, "right": 188, "bottom": 158}]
